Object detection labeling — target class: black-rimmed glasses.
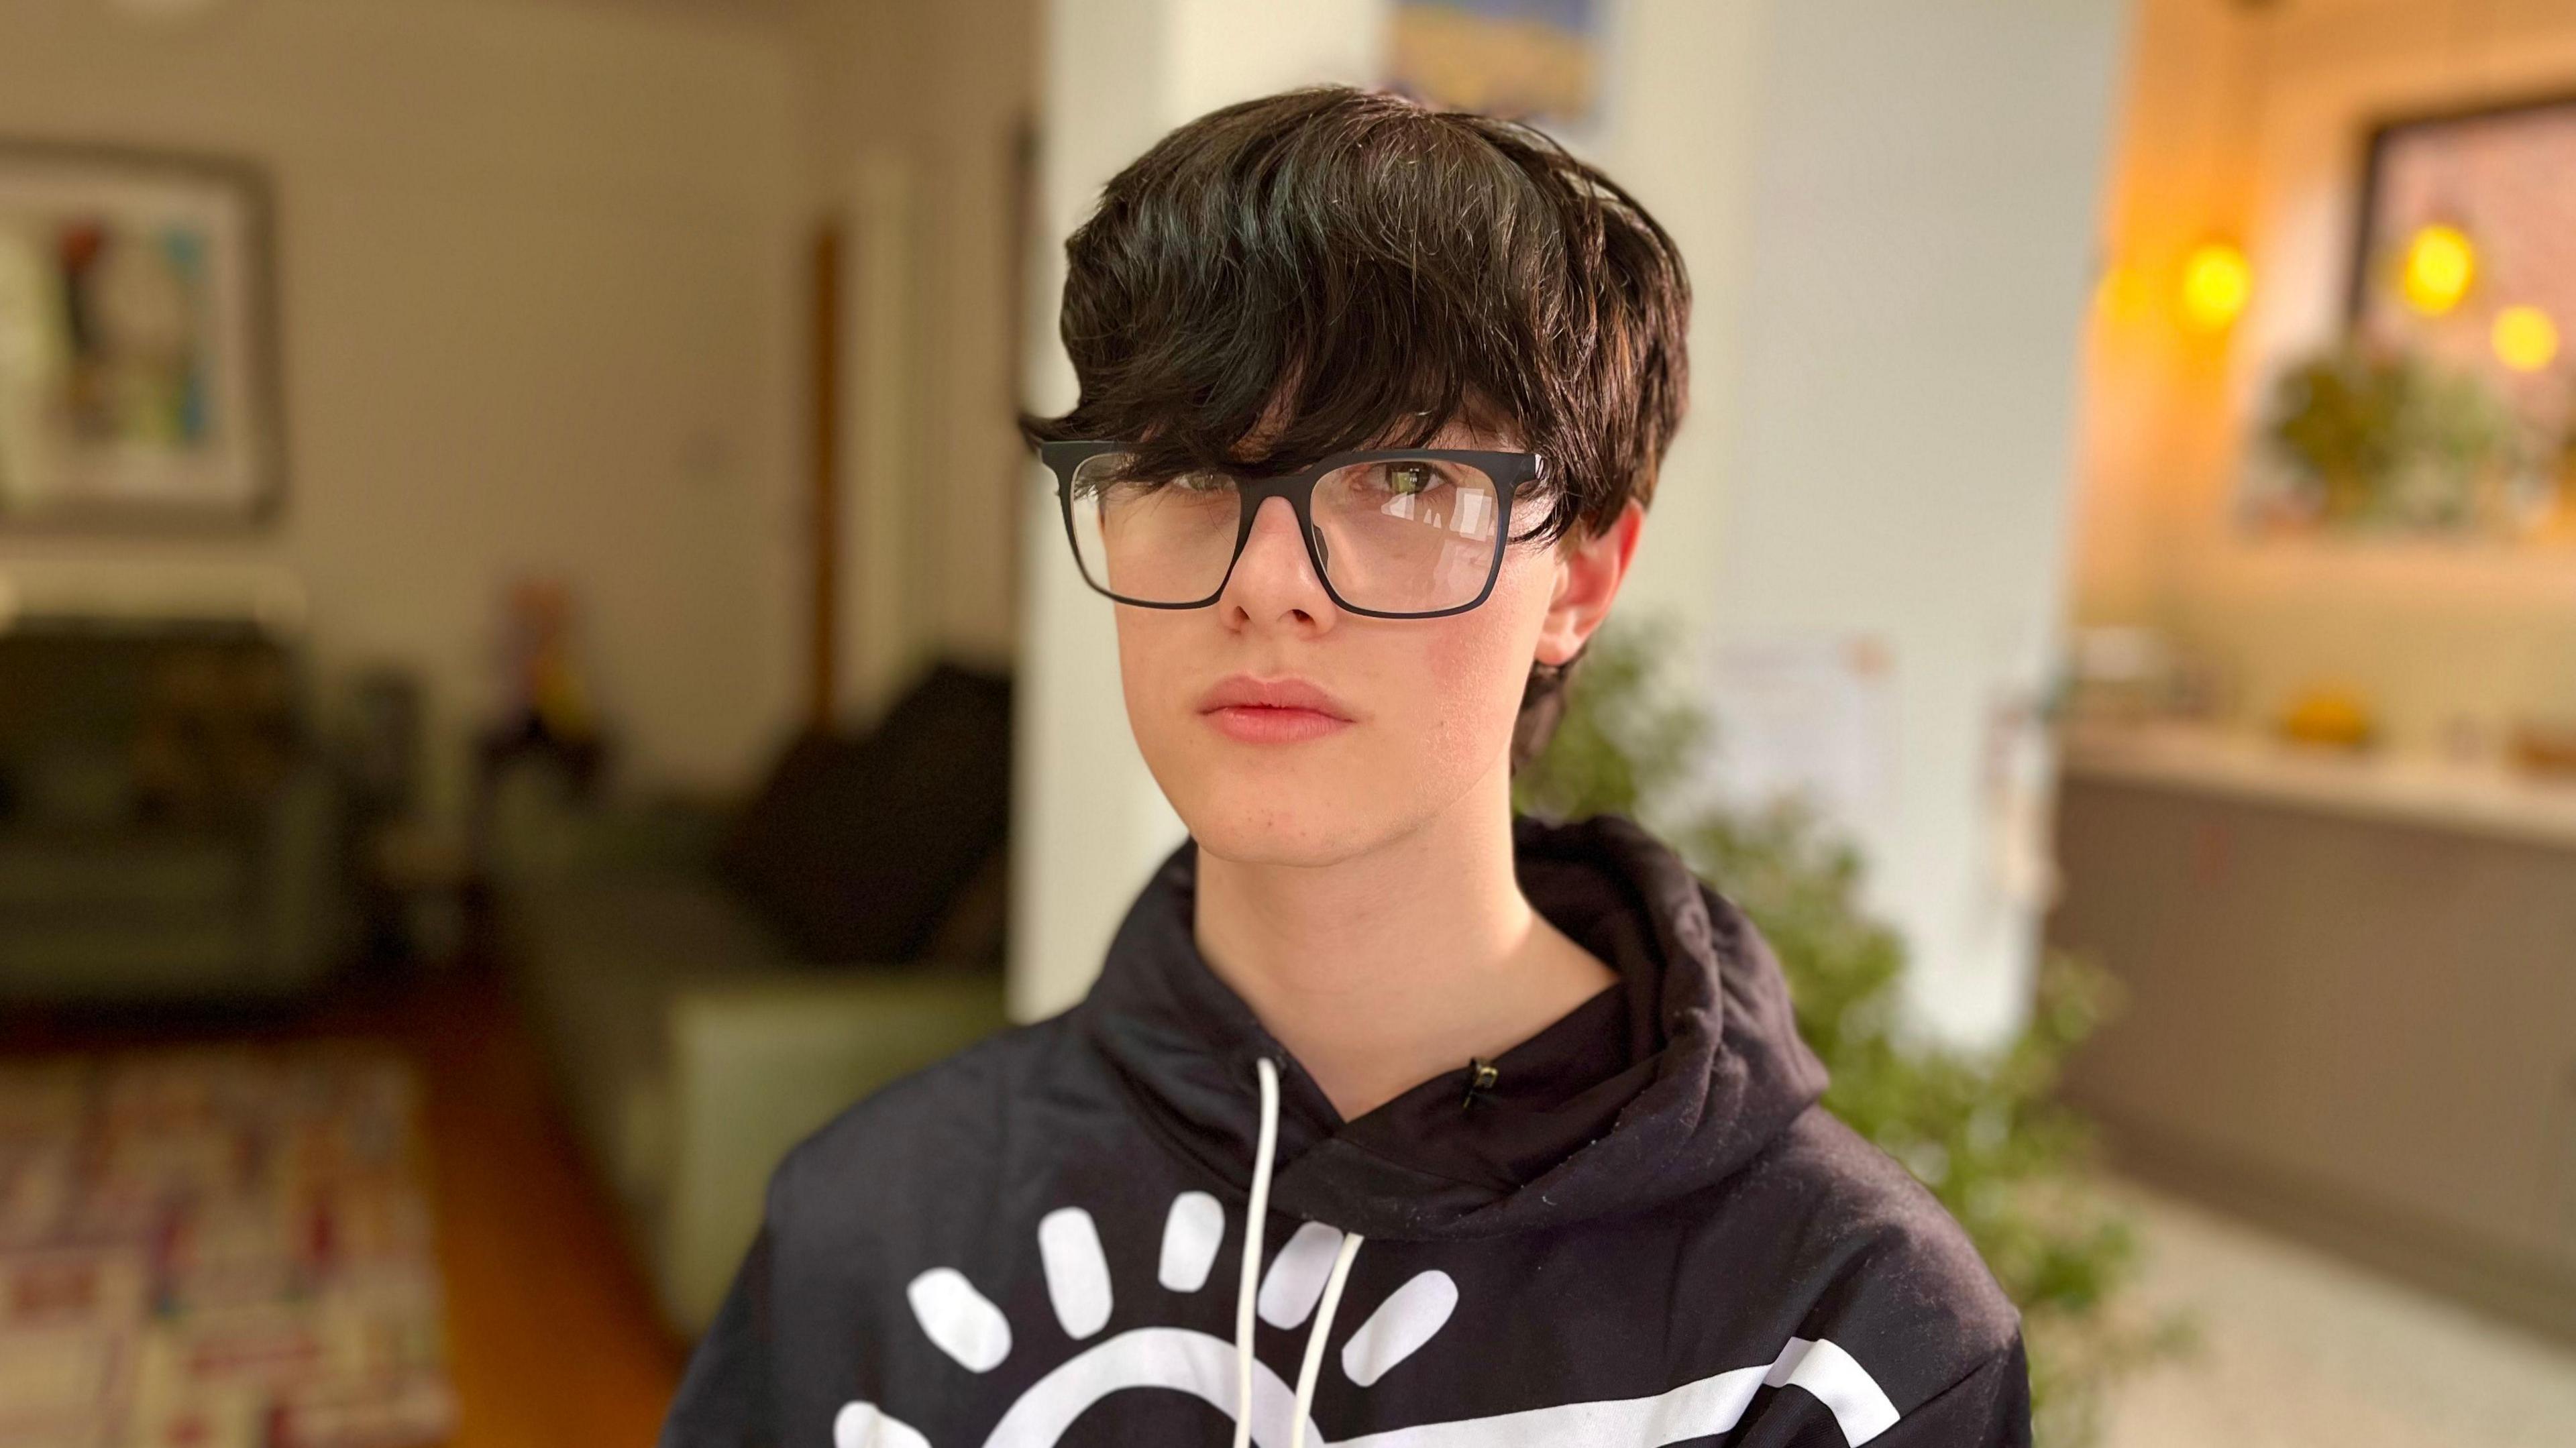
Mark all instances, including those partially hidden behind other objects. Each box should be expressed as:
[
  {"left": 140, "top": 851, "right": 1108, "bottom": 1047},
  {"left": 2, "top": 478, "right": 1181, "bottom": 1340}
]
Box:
[{"left": 1036, "top": 442, "right": 1550, "bottom": 619}]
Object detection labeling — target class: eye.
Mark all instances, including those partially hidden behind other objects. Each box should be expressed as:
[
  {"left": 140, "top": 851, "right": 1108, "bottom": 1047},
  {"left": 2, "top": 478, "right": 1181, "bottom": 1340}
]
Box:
[
  {"left": 1379, "top": 461, "right": 1438, "bottom": 495},
  {"left": 1172, "top": 470, "right": 1230, "bottom": 494}
]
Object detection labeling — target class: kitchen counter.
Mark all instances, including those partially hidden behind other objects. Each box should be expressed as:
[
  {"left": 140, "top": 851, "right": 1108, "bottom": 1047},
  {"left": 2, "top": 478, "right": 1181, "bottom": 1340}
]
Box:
[{"left": 2060, "top": 719, "right": 2576, "bottom": 852}]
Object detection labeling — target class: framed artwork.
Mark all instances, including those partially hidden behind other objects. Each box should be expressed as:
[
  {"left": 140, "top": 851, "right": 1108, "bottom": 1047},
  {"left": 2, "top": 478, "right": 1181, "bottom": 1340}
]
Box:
[
  {"left": 0, "top": 142, "right": 284, "bottom": 529},
  {"left": 1387, "top": 0, "right": 1609, "bottom": 138},
  {"left": 2249, "top": 93, "right": 2576, "bottom": 539},
  {"left": 2349, "top": 92, "right": 2576, "bottom": 391}
]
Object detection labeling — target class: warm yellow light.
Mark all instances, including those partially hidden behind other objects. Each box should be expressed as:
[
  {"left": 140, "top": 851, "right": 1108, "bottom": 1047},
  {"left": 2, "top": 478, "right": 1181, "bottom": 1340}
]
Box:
[
  {"left": 2094, "top": 262, "right": 2155, "bottom": 325},
  {"left": 2400, "top": 223, "right": 2475, "bottom": 315},
  {"left": 2180, "top": 241, "right": 2252, "bottom": 332},
  {"left": 2492, "top": 305, "right": 2560, "bottom": 372}
]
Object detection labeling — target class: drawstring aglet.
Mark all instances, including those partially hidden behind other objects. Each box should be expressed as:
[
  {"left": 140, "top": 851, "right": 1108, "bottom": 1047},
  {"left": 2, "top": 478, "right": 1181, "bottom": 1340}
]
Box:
[{"left": 1461, "top": 1057, "right": 1500, "bottom": 1110}]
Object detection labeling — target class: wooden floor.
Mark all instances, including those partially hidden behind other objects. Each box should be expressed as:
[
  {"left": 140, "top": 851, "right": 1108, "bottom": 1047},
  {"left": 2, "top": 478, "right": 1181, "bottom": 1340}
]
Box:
[{"left": 1, "top": 959, "right": 687, "bottom": 1448}]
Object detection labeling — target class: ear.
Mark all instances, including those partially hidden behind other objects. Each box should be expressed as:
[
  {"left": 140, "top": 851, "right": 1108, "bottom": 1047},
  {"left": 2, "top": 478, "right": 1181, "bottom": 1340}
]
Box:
[{"left": 1534, "top": 498, "right": 1644, "bottom": 667}]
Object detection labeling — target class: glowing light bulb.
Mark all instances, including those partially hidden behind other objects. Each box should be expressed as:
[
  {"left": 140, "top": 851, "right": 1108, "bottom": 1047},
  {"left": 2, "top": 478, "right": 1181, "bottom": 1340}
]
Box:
[
  {"left": 2399, "top": 223, "right": 2475, "bottom": 315},
  {"left": 2492, "top": 306, "right": 2560, "bottom": 372},
  {"left": 2180, "top": 241, "right": 2252, "bottom": 333}
]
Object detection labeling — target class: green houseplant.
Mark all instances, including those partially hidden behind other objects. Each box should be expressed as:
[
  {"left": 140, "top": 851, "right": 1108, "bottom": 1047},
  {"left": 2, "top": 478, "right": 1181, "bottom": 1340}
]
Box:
[
  {"left": 1515, "top": 617, "right": 2187, "bottom": 1446},
  {"left": 2259, "top": 339, "right": 2534, "bottom": 533}
]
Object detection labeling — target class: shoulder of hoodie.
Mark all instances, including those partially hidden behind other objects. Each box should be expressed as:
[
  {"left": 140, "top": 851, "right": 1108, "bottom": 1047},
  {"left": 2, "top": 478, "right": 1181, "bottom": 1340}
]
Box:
[
  {"left": 1727, "top": 1102, "right": 2026, "bottom": 1389},
  {"left": 758, "top": 1007, "right": 1095, "bottom": 1240}
]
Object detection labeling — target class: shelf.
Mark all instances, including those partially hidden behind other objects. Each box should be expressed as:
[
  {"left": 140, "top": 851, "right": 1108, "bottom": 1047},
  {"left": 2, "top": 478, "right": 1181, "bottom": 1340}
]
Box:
[{"left": 2058, "top": 720, "right": 2576, "bottom": 852}]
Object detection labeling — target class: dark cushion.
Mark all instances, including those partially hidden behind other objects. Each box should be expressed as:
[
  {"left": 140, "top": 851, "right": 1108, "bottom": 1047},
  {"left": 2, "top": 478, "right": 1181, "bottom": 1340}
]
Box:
[
  {"left": 716, "top": 661, "right": 1011, "bottom": 965},
  {"left": 0, "top": 828, "right": 252, "bottom": 914},
  {"left": 0, "top": 620, "right": 299, "bottom": 830}
]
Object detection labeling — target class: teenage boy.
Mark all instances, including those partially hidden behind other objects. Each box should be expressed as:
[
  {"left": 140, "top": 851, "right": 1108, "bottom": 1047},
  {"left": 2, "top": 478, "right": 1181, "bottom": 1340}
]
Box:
[{"left": 663, "top": 85, "right": 2027, "bottom": 1448}]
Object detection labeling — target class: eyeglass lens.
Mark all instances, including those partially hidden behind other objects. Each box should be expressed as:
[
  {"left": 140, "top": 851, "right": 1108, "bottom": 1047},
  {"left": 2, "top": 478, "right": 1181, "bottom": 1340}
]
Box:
[{"left": 1066, "top": 453, "right": 1506, "bottom": 614}]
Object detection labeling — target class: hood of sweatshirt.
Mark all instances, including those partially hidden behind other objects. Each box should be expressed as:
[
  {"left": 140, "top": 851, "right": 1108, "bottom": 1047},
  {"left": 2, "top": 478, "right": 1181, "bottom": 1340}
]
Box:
[
  {"left": 1079, "top": 811, "right": 1831, "bottom": 1242},
  {"left": 663, "top": 810, "right": 2033, "bottom": 1448}
]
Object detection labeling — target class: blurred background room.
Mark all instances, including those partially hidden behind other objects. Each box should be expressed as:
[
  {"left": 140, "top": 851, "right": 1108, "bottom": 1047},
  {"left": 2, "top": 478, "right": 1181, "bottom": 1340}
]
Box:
[{"left": 0, "top": 1, "right": 2567, "bottom": 1445}]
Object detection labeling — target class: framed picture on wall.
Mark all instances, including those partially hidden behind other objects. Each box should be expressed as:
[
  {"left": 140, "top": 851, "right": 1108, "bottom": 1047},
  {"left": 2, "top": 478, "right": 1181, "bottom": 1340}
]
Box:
[
  {"left": 2270, "top": 92, "right": 2576, "bottom": 540},
  {"left": 0, "top": 142, "right": 284, "bottom": 530},
  {"left": 1387, "top": 0, "right": 1612, "bottom": 139}
]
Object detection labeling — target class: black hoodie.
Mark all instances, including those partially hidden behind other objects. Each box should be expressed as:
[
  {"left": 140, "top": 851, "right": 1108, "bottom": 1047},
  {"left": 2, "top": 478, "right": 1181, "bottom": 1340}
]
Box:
[{"left": 660, "top": 813, "right": 2030, "bottom": 1447}]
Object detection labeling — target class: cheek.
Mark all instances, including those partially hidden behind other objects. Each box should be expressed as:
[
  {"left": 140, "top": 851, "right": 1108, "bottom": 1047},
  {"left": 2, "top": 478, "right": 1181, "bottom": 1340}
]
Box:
[
  {"left": 1408, "top": 555, "right": 1554, "bottom": 772},
  {"left": 1112, "top": 608, "right": 1187, "bottom": 738}
]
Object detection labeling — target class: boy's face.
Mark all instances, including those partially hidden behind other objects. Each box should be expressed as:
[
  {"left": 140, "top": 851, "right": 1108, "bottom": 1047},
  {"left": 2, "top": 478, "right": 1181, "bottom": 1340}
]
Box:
[{"left": 1115, "top": 420, "right": 1642, "bottom": 867}]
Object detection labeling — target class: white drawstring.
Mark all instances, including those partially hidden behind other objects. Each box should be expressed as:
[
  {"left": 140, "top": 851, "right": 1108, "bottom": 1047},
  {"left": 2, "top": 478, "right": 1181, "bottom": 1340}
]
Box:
[
  {"left": 1289, "top": 1229, "right": 1365, "bottom": 1448},
  {"left": 1234, "top": 1057, "right": 1280, "bottom": 1448},
  {"left": 1236, "top": 1056, "right": 1367, "bottom": 1448}
]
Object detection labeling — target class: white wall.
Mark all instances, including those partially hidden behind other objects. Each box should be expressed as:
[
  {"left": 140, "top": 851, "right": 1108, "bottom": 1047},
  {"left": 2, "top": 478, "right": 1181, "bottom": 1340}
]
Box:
[
  {"left": 0, "top": 0, "right": 804, "bottom": 819},
  {"left": 1584, "top": 0, "right": 1770, "bottom": 653},
  {"left": 1692, "top": 0, "right": 2128, "bottom": 1047}
]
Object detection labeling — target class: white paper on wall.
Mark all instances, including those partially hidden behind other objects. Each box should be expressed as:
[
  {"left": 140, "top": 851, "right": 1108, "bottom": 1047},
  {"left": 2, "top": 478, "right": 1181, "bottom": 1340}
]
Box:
[{"left": 1699, "top": 634, "right": 1898, "bottom": 838}]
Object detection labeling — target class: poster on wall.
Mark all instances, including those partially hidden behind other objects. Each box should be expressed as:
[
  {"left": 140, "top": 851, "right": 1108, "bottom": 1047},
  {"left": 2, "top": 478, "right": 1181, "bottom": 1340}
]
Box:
[
  {"left": 1695, "top": 634, "right": 1898, "bottom": 842},
  {"left": 1385, "top": 0, "right": 1609, "bottom": 138},
  {"left": 0, "top": 144, "right": 282, "bottom": 529}
]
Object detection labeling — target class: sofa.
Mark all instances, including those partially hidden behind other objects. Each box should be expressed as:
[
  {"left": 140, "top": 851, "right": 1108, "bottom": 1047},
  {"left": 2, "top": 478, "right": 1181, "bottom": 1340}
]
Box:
[
  {"left": 490, "top": 661, "right": 1015, "bottom": 1335},
  {"left": 0, "top": 615, "right": 351, "bottom": 1003}
]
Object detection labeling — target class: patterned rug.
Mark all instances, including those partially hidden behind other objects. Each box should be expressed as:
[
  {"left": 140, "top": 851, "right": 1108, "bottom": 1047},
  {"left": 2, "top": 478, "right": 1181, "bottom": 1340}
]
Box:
[{"left": 0, "top": 1046, "right": 458, "bottom": 1448}]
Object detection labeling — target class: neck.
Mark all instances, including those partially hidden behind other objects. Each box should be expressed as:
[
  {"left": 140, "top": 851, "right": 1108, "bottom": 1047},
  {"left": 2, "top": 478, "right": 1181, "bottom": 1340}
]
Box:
[{"left": 1191, "top": 758, "right": 1617, "bottom": 1121}]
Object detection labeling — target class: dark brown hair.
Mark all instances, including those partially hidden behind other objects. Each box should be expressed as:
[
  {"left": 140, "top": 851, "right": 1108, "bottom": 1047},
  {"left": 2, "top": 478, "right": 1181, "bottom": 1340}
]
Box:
[{"left": 1022, "top": 85, "right": 1690, "bottom": 770}]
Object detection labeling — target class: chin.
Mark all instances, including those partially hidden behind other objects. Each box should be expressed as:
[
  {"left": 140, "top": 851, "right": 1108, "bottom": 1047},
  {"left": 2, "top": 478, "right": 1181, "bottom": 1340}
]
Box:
[{"left": 1157, "top": 750, "right": 1397, "bottom": 869}]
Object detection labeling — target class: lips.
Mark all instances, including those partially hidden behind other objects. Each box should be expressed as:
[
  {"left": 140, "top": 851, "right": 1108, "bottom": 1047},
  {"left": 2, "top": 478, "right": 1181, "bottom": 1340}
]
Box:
[
  {"left": 1197, "top": 674, "right": 1356, "bottom": 744},
  {"left": 1196, "top": 674, "right": 1355, "bottom": 719}
]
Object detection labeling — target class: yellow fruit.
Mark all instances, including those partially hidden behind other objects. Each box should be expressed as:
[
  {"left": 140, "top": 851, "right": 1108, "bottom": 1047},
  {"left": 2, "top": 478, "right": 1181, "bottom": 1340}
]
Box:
[{"left": 2279, "top": 688, "right": 2375, "bottom": 749}]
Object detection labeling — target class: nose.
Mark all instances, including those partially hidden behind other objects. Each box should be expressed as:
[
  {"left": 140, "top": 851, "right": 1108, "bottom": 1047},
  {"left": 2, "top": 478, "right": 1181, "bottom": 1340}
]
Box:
[{"left": 1220, "top": 495, "right": 1334, "bottom": 629}]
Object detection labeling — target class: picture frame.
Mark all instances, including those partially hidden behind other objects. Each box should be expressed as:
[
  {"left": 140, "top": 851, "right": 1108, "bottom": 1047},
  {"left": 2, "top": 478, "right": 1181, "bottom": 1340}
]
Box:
[
  {"left": 1387, "top": 0, "right": 1612, "bottom": 140},
  {"left": 0, "top": 141, "right": 285, "bottom": 531},
  {"left": 2251, "top": 90, "right": 2576, "bottom": 541},
  {"left": 2344, "top": 89, "right": 2576, "bottom": 328}
]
